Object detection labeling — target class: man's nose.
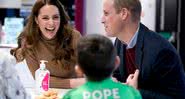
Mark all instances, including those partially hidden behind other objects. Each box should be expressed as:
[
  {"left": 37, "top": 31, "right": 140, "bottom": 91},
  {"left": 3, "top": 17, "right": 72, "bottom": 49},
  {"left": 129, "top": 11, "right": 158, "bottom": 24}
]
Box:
[{"left": 101, "top": 15, "right": 105, "bottom": 24}]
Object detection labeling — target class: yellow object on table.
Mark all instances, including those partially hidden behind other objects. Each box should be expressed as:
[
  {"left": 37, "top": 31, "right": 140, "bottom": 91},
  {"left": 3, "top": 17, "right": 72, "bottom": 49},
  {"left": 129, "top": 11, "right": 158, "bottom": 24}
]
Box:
[
  {"left": 26, "top": 88, "right": 70, "bottom": 99},
  {"left": 35, "top": 89, "right": 59, "bottom": 99}
]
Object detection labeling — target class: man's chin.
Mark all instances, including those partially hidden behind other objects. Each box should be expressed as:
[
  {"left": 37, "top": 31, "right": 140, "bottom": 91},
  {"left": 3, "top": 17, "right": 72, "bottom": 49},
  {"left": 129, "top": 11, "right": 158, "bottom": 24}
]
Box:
[{"left": 105, "top": 33, "right": 115, "bottom": 37}]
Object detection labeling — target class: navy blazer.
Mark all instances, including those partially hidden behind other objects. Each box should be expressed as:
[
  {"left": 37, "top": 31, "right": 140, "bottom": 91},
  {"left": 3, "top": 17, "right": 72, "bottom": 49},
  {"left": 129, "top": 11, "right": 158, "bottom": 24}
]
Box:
[{"left": 114, "top": 23, "right": 185, "bottom": 99}]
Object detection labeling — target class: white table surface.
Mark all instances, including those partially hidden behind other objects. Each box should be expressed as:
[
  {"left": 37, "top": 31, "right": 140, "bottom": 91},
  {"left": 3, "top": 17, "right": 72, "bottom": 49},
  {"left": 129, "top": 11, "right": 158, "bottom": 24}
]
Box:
[
  {"left": 26, "top": 88, "right": 70, "bottom": 99},
  {"left": 15, "top": 60, "right": 70, "bottom": 98}
]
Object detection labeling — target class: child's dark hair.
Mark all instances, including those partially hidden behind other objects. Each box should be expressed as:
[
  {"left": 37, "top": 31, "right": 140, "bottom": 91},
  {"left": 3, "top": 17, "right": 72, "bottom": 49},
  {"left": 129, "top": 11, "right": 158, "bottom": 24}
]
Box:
[{"left": 77, "top": 34, "right": 116, "bottom": 81}]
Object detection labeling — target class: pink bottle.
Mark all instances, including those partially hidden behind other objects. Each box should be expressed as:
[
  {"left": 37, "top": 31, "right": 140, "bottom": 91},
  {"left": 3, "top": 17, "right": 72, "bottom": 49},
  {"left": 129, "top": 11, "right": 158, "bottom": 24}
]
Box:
[{"left": 35, "top": 60, "right": 50, "bottom": 95}]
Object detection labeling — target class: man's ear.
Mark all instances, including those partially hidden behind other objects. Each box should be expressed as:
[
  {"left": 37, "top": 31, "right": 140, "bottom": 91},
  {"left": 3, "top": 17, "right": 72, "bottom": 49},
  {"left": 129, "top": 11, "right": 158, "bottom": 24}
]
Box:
[
  {"left": 114, "top": 56, "right": 120, "bottom": 70},
  {"left": 75, "top": 65, "right": 84, "bottom": 77},
  {"left": 120, "top": 8, "right": 129, "bottom": 20}
]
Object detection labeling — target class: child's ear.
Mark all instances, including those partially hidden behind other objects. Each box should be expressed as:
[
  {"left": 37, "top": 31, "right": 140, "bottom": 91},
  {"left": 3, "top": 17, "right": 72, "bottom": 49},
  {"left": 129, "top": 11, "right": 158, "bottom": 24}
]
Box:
[
  {"left": 114, "top": 56, "right": 120, "bottom": 70},
  {"left": 75, "top": 65, "right": 84, "bottom": 77}
]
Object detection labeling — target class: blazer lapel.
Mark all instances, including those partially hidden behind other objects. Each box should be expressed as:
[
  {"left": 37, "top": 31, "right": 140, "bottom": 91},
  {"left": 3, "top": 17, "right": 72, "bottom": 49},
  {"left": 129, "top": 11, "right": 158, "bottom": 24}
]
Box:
[
  {"left": 135, "top": 23, "right": 146, "bottom": 69},
  {"left": 114, "top": 38, "right": 127, "bottom": 82}
]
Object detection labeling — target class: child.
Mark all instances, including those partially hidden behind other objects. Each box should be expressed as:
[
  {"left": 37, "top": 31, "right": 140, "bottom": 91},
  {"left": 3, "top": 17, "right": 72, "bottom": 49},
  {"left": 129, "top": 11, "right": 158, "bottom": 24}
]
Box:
[{"left": 63, "top": 34, "right": 141, "bottom": 99}]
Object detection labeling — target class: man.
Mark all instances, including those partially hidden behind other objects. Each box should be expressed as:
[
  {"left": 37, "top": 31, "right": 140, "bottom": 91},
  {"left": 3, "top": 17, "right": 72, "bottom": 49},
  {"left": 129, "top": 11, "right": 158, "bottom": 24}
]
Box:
[{"left": 101, "top": 0, "right": 185, "bottom": 98}]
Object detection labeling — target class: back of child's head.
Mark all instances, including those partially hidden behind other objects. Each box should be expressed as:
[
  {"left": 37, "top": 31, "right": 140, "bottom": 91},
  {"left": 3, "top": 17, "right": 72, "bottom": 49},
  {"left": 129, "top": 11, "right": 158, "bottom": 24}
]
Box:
[{"left": 77, "top": 34, "right": 116, "bottom": 81}]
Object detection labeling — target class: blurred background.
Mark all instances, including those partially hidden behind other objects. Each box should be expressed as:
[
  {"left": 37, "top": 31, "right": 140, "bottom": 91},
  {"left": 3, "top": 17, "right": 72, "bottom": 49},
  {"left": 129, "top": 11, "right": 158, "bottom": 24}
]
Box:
[{"left": 0, "top": 0, "right": 184, "bottom": 70}]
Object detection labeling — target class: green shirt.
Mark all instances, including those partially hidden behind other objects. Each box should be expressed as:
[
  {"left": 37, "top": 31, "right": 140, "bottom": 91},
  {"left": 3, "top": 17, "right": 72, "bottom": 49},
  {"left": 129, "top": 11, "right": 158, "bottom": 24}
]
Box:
[{"left": 62, "top": 78, "right": 142, "bottom": 99}]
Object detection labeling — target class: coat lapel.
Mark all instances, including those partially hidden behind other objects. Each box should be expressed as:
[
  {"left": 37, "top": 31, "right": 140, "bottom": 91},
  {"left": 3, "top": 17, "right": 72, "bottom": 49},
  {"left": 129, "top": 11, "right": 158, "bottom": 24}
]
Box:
[
  {"left": 114, "top": 38, "right": 127, "bottom": 82},
  {"left": 135, "top": 23, "right": 147, "bottom": 69}
]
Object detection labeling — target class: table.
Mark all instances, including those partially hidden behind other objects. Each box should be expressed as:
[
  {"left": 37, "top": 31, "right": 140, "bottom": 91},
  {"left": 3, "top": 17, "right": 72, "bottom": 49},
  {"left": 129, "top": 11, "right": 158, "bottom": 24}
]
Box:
[
  {"left": 15, "top": 60, "right": 71, "bottom": 98},
  {"left": 26, "top": 88, "right": 70, "bottom": 99}
]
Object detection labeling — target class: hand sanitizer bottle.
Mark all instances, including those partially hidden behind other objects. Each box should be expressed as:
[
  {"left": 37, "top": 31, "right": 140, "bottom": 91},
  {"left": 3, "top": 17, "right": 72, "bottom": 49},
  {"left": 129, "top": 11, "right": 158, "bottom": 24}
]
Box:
[{"left": 35, "top": 60, "right": 50, "bottom": 95}]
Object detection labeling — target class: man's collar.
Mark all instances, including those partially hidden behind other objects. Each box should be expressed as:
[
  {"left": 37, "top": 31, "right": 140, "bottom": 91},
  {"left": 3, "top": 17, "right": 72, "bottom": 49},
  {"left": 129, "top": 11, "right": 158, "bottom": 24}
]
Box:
[{"left": 126, "top": 24, "right": 140, "bottom": 49}]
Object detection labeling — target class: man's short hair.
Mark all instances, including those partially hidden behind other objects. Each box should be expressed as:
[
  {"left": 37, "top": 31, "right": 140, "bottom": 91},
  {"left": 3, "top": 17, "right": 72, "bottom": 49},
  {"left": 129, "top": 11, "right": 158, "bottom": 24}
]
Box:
[{"left": 113, "top": 0, "right": 142, "bottom": 22}]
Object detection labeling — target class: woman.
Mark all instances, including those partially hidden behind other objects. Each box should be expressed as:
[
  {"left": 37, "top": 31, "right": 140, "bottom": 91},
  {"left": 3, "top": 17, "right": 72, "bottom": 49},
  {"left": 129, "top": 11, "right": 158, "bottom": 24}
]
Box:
[{"left": 11, "top": 0, "right": 84, "bottom": 88}]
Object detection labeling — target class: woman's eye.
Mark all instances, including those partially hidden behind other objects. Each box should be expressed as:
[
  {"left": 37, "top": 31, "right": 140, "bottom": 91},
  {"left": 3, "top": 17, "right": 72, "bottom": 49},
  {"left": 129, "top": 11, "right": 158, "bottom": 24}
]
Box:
[
  {"left": 53, "top": 16, "right": 60, "bottom": 20},
  {"left": 42, "top": 17, "right": 49, "bottom": 20}
]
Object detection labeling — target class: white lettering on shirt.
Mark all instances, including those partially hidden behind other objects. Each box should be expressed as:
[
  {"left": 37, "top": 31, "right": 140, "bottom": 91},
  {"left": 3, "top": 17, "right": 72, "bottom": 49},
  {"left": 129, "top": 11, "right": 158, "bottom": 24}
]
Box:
[
  {"left": 83, "top": 91, "right": 91, "bottom": 99},
  {"left": 92, "top": 90, "right": 103, "bottom": 99},
  {"left": 82, "top": 88, "right": 120, "bottom": 99}
]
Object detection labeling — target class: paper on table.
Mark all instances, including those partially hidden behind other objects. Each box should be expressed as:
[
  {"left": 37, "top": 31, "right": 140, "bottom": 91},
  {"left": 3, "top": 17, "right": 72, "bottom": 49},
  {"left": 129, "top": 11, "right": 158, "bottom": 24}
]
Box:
[{"left": 15, "top": 59, "right": 35, "bottom": 88}]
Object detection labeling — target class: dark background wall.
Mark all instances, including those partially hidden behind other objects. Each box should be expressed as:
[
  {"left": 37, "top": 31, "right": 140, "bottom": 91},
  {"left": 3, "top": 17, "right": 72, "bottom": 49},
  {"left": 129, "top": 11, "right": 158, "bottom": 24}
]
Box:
[
  {"left": 155, "top": 0, "right": 185, "bottom": 70},
  {"left": 180, "top": 0, "right": 185, "bottom": 69},
  {"left": 0, "top": 8, "right": 19, "bottom": 25}
]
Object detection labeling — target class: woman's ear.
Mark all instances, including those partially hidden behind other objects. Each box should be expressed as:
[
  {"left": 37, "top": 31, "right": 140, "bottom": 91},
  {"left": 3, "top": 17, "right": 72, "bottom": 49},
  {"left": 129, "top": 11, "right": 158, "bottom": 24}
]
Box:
[
  {"left": 35, "top": 16, "right": 38, "bottom": 24},
  {"left": 114, "top": 56, "right": 120, "bottom": 70},
  {"left": 75, "top": 65, "right": 84, "bottom": 77}
]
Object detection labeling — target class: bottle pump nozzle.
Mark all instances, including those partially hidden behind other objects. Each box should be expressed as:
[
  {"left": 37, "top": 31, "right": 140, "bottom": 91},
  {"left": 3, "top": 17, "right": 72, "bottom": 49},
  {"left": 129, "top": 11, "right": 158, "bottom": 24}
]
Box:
[{"left": 40, "top": 60, "right": 48, "bottom": 69}]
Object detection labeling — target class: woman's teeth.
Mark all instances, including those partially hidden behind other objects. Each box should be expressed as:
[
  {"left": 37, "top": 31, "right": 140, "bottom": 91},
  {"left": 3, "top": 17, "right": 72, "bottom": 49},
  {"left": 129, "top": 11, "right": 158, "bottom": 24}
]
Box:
[{"left": 45, "top": 28, "right": 55, "bottom": 31}]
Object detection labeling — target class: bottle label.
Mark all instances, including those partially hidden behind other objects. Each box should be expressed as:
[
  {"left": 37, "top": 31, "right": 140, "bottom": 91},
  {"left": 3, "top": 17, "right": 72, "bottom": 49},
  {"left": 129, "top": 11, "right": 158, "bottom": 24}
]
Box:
[{"left": 42, "top": 73, "right": 49, "bottom": 91}]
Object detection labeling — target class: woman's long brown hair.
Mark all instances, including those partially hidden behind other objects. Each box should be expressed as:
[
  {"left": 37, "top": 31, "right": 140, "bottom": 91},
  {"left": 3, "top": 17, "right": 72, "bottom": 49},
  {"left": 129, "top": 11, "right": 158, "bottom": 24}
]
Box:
[{"left": 11, "top": 0, "right": 77, "bottom": 68}]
